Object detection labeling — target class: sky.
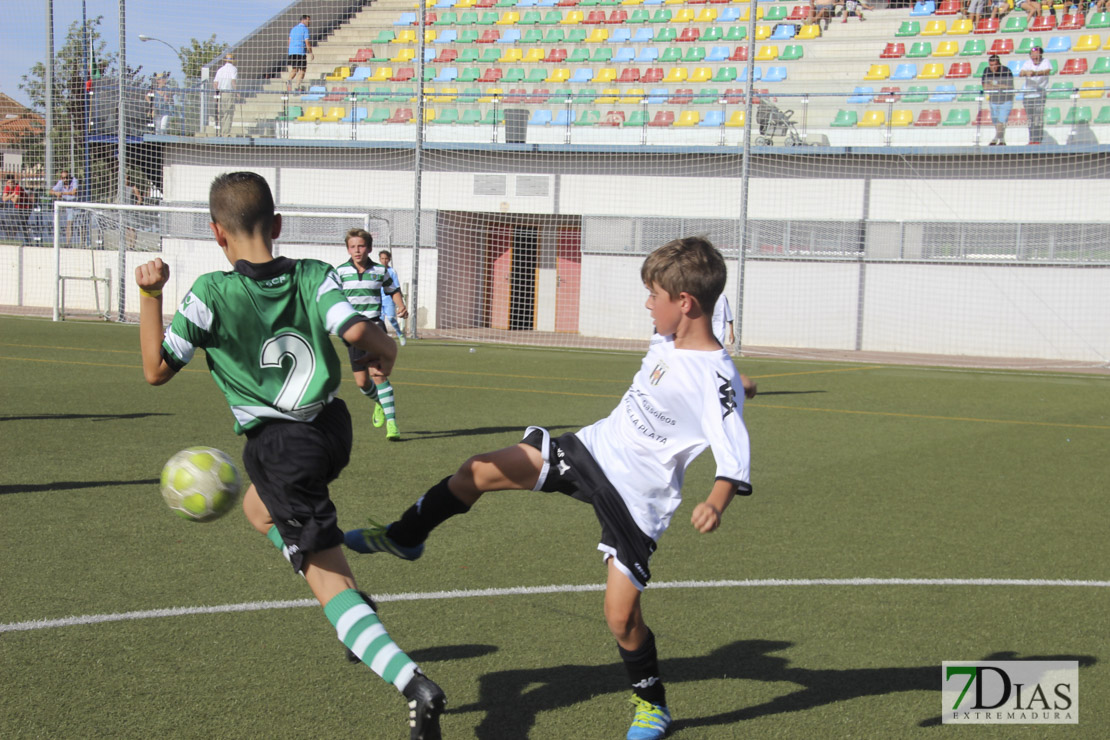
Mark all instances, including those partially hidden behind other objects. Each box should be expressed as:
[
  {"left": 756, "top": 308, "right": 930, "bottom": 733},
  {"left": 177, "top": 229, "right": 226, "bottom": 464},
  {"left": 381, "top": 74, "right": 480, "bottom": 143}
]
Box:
[{"left": 1, "top": 0, "right": 290, "bottom": 109}]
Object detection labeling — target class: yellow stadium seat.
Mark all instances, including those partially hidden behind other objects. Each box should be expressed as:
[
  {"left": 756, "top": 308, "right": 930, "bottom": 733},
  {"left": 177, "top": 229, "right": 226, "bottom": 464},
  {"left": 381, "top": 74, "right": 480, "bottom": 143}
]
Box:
[
  {"left": 368, "top": 67, "right": 393, "bottom": 82},
  {"left": 477, "top": 87, "right": 502, "bottom": 103},
  {"left": 797, "top": 24, "right": 821, "bottom": 40},
  {"left": 320, "top": 106, "right": 347, "bottom": 122},
  {"left": 857, "top": 110, "right": 886, "bottom": 127},
  {"left": 725, "top": 110, "right": 746, "bottom": 127},
  {"left": 595, "top": 68, "right": 618, "bottom": 83},
  {"left": 523, "top": 48, "right": 545, "bottom": 63},
  {"left": 391, "top": 48, "right": 416, "bottom": 63},
  {"left": 755, "top": 24, "right": 772, "bottom": 40},
  {"left": 562, "top": 10, "right": 583, "bottom": 24},
  {"left": 435, "top": 87, "right": 458, "bottom": 102},
  {"left": 740, "top": 7, "right": 765, "bottom": 20},
  {"left": 891, "top": 109, "right": 913, "bottom": 126},
  {"left": 596, "top": 88, "right": 621, "bottom": 103},
  {"left": 456, "top": 0, "right": 475, "bottom": 7},
  {"left": 689, "top": 67, "right": 712, "bottom": 82},
  {"left": 394, "top": 30, "right": 417, "bottom": 43},
  {"left": 425, "top": 29, "right": 437, "bottom": 43},
  {"left": 1104, "top": 35, "right": 1110, "bottom": 50},
  {"left": 500, "top": 48, "right": 524, "bottom": 63},
  {"left": 423, "top": 107, "right": 436, "bottom": 123},
  {"left": 623, "top": 87, "right": 646, "bottom": 103},
  {"left": 864, "top": 64, "right": 890, "bottom": 80},
  {"left": 325, "top": 66, "right": 351, "bottom": 82},
  {"left": 922, "top": 20, "right": 946, "bottom": 36},
  {"left": 498, "top": 11, "right": 520, "bottom": 24},
  {"left": 1080, "top": 81, "right": 1106, "bottom": 98},
  {"left": 1074, "top": 35, "right": 1100, "bottom": 52},
  {"left": 919, "top": 63, "right": 944, "bottom": 79},
  {"left": 664, "top": 0, "right": 684, "bottom": 5},
  {"left": 949, "top": 19, "right": 973, "bottom": 34},
  {"left": 672, "top": 8, "right": 695, "bottom": 22},
  {"left": 663, "top": 67, "right": 689, "bottom": 83},
  {"left": 755, "top": 45, "right": 778, "bottom": 61},
  {"left": 622, "top": 0, "right": 644, "bottom": 5},
  {"left": 933, "top": 41, "right": 958, "bottom": 57},
  {"left": 675, "top": 111, "right": 700, "bottom": 127},
  {"left": 546, "top": 67, "right": 571, "bottom": 83},
  {"left": 297, "top": 105, "right": 325, "bottom": 122},
  {"left": 585, "top": 28, "right": 610, "bottom": 42},
  {"left": 695, "top": 8, "right": 718, "bottom": 22}
]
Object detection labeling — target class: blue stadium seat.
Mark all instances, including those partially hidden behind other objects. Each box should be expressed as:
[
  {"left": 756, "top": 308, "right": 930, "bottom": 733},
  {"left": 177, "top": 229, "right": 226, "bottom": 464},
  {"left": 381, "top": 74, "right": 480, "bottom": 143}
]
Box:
[
  {"left": 553, "top": 109, "right": 576, "bottom": 126},
  {"left": 891, "top": 63, "right": 918, "bottom": 80},
  {"left": 435, "top": 67, "right": 459, "bottom": 82},
  {"left": 635, "top": 47, "right": 659, "bottom": 63},
  {"left": 611, "top": 28, "right": 632, "bottom": 44},
  {"left": 529, "top": 109, "right": 553, "bottom": 125},
  {"left": 632, "top": 27, "right": 654, "bottom": 43},
  {"left": 646, "top": 87, "right": 669, "bottom": 104},
  {"left": 848, "top": 86, "right": 875, "bottom": 103},
  {"left": 699, "top": 110, "right": 726, "bottom": 127},
  {"left": 929, "top": 84, "right": 957, "bottom": 102},
  {"left": 718, "top": 7, "right": 741, "bottom": 22},
  {"left": 396, "top": 12, "right": 417, "bottom": 25},
  {"left": 1045, "top": 36, "right": 1071, "bottom": 54},
  {"left": 910, "top": 1, "right": 936, "bottom": 16},
  {"left": 707, "top": 46, "right": 730, "bottom": 62},
  {"left": 763, "top": 66, "right": 787, "bottom": 82},
  {"left": 500, "top": 29, "right": 522, "bottom": 44},
  {"left": 769, "top": 25, "right": 795, "bottom": 41},
  {"left": 570, "top": 68, "right": 594, "bottom": 83},
  {"left": 614, "top": 48, "right": 636, "bottom": 63},
  {"left": 435, "top": 30, "right": 458, "bottom": 44},
  {"left": 341, "top": 107, "right": 368, "bottom": 122},
  {"left": 739, "top": 66, "right": 763, "bottom": 81}
]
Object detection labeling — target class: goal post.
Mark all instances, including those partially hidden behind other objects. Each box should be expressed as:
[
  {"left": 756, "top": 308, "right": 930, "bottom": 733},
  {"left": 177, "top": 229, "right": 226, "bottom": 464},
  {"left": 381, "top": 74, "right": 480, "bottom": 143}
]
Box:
[{"left": 51, "top": 202, "right": 388, "bottom": 322}]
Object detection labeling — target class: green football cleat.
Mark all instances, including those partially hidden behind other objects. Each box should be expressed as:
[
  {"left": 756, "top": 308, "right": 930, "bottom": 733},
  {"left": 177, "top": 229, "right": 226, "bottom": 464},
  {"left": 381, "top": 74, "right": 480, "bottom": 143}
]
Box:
[
  {"left": 344, "top": 520, "right": 424, "bottom": 560},
  {"left": 627, "top": 696, "right": 671, "bottom": 740},
  {"left": 386, "top": 419, "right": 400, "bottom": 441},
  {"left": 372, "top": 402, "right": 386, "bottom": 428}
]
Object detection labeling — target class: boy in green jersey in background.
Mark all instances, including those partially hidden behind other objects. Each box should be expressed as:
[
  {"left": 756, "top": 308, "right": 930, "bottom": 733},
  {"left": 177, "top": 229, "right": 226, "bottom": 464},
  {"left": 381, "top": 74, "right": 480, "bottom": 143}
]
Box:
[{"left": 135, "top": 172, "right": 445, "bottom": 740}]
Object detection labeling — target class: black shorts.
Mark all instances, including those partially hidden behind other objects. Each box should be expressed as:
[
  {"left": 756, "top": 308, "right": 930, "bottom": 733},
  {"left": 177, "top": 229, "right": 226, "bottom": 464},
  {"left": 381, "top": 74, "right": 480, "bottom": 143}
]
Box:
[
  {"left": 242, "top": 398, "right": 352, "bottom": 573},
  {"left": 289, "top": 54, "right": 307, "bottom": 71},
  {"left": 523, "top": 427, "right": 657, "bottom": 590},
  {"left": 347, "top": 318, "right": 387, "bottom": 371}
]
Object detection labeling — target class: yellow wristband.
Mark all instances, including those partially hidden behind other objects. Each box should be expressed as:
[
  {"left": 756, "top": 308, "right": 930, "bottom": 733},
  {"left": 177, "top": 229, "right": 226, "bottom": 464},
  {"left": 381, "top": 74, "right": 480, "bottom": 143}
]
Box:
[{"left": 139, "top": 288, "right": 162, "bottom": 298}]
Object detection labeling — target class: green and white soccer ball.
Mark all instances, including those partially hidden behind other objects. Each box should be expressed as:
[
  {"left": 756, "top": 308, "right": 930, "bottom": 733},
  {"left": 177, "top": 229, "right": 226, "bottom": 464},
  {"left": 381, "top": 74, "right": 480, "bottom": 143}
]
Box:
[{"left": 160, "top": 446, "right": 241, "bottom": 522}]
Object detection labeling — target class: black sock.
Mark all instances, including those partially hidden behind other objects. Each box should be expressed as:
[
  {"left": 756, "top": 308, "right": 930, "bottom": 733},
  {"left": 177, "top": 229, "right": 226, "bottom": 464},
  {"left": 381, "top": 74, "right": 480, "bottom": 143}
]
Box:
[
  {"left": 388, "top": 476, "right": 470, "bottom": 547},
  {"left": 619, "top": 629, "right": 666, "bottom": 707}
]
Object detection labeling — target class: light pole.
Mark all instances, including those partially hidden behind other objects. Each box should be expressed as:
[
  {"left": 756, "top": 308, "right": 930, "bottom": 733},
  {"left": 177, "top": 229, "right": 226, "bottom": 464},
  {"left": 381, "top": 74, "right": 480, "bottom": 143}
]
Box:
[{"left": 138, "top": 34, "right": 180, "bottom": 59}]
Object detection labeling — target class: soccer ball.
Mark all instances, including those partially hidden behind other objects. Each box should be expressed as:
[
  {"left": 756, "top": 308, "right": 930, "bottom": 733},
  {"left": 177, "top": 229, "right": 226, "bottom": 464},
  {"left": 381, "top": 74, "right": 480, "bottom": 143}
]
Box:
[{"left": 160, "top": 447, "right": 242, "bottom": 522}]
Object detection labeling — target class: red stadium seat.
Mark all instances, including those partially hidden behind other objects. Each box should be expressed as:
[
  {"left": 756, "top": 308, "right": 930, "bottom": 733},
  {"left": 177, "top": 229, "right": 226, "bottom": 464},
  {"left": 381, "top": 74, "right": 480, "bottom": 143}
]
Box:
[
  {"left": 974, "top": 18, "right": 999, "bottom": 34},
  {"left": 915, "top": 109, "right": 941, "bottom": 126},
  {"left": 678, "top": 28, "right": 701, "bottom": 42},
  {"left": 723, "top": 88, "right": 745, "bottom": 103},
  {"left": 989, "top": 38, "right": 1013, "bottom": 55},
  {"left": 1061, "top": 58, "right": 1088, "bottom": 75},
  {"left": 478, "top": 67, "right": 503, "bottom": 82},
  {"left": 642, "top": 67, "right": 664, "bottom": 83},
  {"left": 391, "top": 68, "right": 414, "bottom": 82},
  {"left": 936, "top": 0, "right": 961, "bottom": 14},
  {"left": 876, "top": 86, "right": 902, "bottom": 102},
  {"left": 648, "top": 110, "right": 675, "bottom": 126},
  {"left": 881, "top": 43, "right": 906, "bottom": 59},
  {"left": 606, "top": 10, "right": 628, "bottom": 23},
  {"left": 504, "top": 88, "right": 528, "bottom": 103},
  {"left": 671, "top": 88, "right": 694, "bottom": 104},
  {"left": 788, "top": 5, "right": 810, "bottom": 21},
  {"left": 601, "top": 111, "right": 626, "bottom": 126},
  {"left": 477, "top": 29, "right": 500, "bottom": 43},
  {"left": 974, "top": 108, "right": 993, "bottom": 125},
  {"left": 583, "top": 10, "right": 606, "bottom": 24},
  {"left": 1059, "top": 14, "right": 1085, "bottom": 30},
  {"left": 349, "top": 48, "right": 374, "bottom": 63},
  {"left": 946, "top": 61, "right": 972, "bottom": 78},
  {"left": 434, "top": 48, "right": 458, "bottom": 64},
  {"left": 547, "top": 48, "right": 567, "bottom": 64},
  {"left": 527, "top": 88, "right": 550, "bottom": 103},
  {"left": 386, "top": 108, "right": 413, "bottom": 123},
  {"left": 730, "top": 45, "right": 749, "bottom": 62},
  {"left": 1007, "top": 107, "right": 1027, "bottom": 125},
  {"left": 618, "top": 67, "right": 641, "bottom": 83},
  {"left": 1030, "top": 15, "right": 1056, "bottom": 32}
]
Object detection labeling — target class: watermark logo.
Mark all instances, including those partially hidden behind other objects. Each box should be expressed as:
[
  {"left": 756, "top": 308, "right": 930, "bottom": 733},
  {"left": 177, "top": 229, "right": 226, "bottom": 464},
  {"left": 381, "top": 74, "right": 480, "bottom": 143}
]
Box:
[{"left": 942, "top": 661, "right": 1078, "bottom": 724}]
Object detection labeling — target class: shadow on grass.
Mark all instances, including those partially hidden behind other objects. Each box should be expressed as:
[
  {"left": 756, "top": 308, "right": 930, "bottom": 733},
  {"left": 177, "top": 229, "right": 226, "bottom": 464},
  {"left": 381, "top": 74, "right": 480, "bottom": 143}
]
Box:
[
  {"left": 0, "top": 412, "right": 172, "bottom": 422},
  {"left": 443, "top": 640, "right": 1096, "bottom": 738},
  {"left": 0, "top": 478, "right": 160, "bottom": 495},
  {"left": 402, "top": 424, "right": 579, "bottom": 442},
  {"left": 752, "top": 390, "right": 826, "bottom": 397}
]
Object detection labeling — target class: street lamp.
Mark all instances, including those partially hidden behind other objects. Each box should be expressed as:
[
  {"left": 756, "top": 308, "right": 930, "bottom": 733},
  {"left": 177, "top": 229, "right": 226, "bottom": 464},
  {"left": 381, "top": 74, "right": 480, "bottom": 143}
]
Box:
[{"left": 138, "top": 34, "right": 180, "bottom": 58}]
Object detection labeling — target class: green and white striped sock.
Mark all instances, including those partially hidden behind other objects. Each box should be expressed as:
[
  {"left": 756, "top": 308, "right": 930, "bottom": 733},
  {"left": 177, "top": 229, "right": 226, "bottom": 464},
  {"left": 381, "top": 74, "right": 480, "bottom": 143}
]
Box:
[
  {"left": 375, "top": 381, "right": 396, "bottom": 422},
  {"left": 360, "top": 385, "right": 379, "bottom": 403},
  {"left": 265, "top": 525, "right": 303, "bottom": 576},
  {"left": 325, "top": 589, "right": 417, "bottom": 692}
]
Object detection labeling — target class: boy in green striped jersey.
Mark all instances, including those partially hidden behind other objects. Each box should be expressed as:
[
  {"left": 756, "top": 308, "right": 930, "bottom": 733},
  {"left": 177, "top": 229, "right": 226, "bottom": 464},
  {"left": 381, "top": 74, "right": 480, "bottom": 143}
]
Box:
[
  {"left": 336, "top": 228, "right": 408, "bottom": 441},
  {"left": 135, "top": 172, "right": 445, "bottom": 740}
]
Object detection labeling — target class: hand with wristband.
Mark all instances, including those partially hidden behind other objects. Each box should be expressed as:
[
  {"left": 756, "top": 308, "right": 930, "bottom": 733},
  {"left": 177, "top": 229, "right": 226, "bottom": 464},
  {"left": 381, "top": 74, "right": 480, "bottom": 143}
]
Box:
[{"left": 136, "top": 258, "right": 169, "bottom": 298}]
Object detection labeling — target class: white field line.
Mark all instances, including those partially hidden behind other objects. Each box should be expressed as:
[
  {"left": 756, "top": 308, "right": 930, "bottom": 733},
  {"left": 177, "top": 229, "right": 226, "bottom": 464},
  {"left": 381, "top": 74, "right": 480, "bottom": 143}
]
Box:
[{"left": 3, "top": 578, "right": 1109, "bottom": 634}]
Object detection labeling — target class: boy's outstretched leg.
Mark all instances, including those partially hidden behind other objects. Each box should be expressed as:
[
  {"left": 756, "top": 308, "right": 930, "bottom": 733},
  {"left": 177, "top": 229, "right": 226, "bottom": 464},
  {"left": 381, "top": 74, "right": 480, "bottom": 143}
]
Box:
[
  {"left": 606, "top": 560, "right": 671, "bottom": 740},
  {"left": 345, "top": 443, "right": 544, "bottom": 558}
]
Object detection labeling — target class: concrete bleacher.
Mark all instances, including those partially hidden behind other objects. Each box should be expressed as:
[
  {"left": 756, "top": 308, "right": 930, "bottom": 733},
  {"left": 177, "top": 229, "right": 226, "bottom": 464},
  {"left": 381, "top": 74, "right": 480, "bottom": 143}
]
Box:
[{"left": 226, "top": 0, "right": 1110, "bottom": 145}]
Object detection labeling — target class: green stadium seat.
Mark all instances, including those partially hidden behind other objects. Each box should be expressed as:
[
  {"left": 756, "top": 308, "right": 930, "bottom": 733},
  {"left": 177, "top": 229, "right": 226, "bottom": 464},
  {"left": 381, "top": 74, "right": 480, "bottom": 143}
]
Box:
[
  {"left": 692, "top": 88, "right": 719, "bottom": 105},
  {"left": 724, "top": 26, "right": 747, "bottom": 41},
  {"left": 365, "top": 108, "right": 391, "bottom": 123},
  {"left": 480, "top": 109, "right": 505, "bottom": 125},
  {"left": 459, "top": 109, "right": 482, "bottom": 124},
  {"left": 480, "top": 47, "right": 502, "bottom": 63},
  {"left": 684, "top": 46, "right": 706, "bottom": 62},
  {"left": 713, "top": 66, "right": 737, "bottom": 82},
  {"left": 655, "top": 27, "right": 677, "bottom": 42},
  {"left": 630, "top": 8, "right": 651, "bottom": 23},
  {"left": 574, "top": 110, "right": 602, "bottom": 126},
  {"left": 1045, "top": 107, "right": 1061, "bottom": 125},
  {"left": 942, "top": 108, "right": 970, "bottom": 125},
  {"left": 591, "top": 47, "right": 614, "bottom": 62},
  {"left": 478, "top": 11, "right": 498, "bottom": 24},
  {"left": 649, "top": 9, "right": 673, "bottom": 22},
  {"left": 1092, "top": 57, "right": 1110, "bottom": 74},
  {"left": 957, "top": 84, "right": 980, "bottom": 102},
  {"left": 544, "top": 28, "right": 566, "bottom": 43},
  {"left": 1095, "top": 106, "right": 1110, "bottom": 124},
  {"left": 831, "top": 110, "right": 858, "bottom": 127},
  {"left": 566, "top": 28, "right": 588, "bottom": 43},
  {"left": 780, "top": 45, "right": 803, "bottom": 61},
  {"left": 457, "top": 87, "right": 481, "bottom": 102},
  {"left": 901, "top": 85, "right": 929, "bottom": 103},
  {"left": 374, "top": 30, "right": 396, "bottom": 43},
  {"left": 521, "top": 10, "right": 543, "bottom": 24},
  {"left": 391, "top": 86, "right": 415, "bottom": 102},
  {"left": 458, "top": 30, "right": 481, "bottom": 44},
  {"left": 1016, "top": 37, "right": 1043, "bottom": 55},
  {"left": 765, "top": 6, "right": 787, "bottom": 21},
  {"left": 1002, "top": 16, "right": 1027, "bottom": 33},
  {"left": 503, "top": 68, "right": 526, "bottom": 83},
  {"left": 896, "top": 21, "right": 921, "bottom": 37},
  {"left": 907, "top": 41, "right": 932, "bottom": 58},
  {"left": 276, "top": 105, "right": 303, "bottom": 121},
  {"left": 702, "top": 27, "right": 724, "bottom": 42},
  {"left": 1064, "top": 106, "right": 1092, "bottom": 124},
  {"left": 661, "top": 47, "right": 683, "bottom": 63},
  {"left": 527, "top": 68, "right": 548, "bottom": 83},
  {"left": 459, "top": 11, "right": 479, "bottom": 25},
  {"left": 1048, "top": 82, "right": 1075, "bottom": 100},
  {"left": 1089, "top": 12, "right": 1110, "bottom": 29},
  {"left": 961, "top": 39, "right": 986, "bottom": 56},
  {"left": 432, "top": 108, "right": 459, "bottom": 124},
  {"left": 540, "top": 10, "right": 563, "bottom": 24},
  {"left": 435, "top": 11, "right": 457, "bottom": 25},
  {"left": 458, "top": 67, "right": 481, "bottom": 82},
  {"left": 569, "top": 48, "right": 591, "bottom": 63},
  {"left": 624, "top": 110, "right": 649, "bottom": 126}
]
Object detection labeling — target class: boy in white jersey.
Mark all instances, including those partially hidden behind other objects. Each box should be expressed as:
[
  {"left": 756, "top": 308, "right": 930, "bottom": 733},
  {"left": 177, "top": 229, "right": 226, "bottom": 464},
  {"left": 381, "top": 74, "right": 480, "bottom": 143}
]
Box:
[
  {"left": 346, "top": 237, "right": 755, "bottom": 740},
  {"left": 337, "top": 228, "right": 408, "bottom": 440},
  {"left": 134, "top": 172, "right": 445, "bottom": 740}
]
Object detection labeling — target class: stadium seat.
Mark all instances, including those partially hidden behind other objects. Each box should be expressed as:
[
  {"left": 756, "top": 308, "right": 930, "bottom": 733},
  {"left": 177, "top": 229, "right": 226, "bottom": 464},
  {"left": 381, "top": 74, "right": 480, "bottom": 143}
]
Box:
[
  {"left": 663, "top": 67, "right": 689, "bottom": 82},
  {"left": 595, "top": 67, "right": 618, "bottom": 82},
  {"left": 1064, "top": 105, "right": 1092, "bottom": 124},
  {"left": 433, "top": 108, "right": 460, "bottom": 124},
  {"left": 864, "top": 64, "right": 890, "bottom": 80},
  {"left": 958, "top": 83, "right": 981, "bottom": 102},
  {"left": 434, "top": 67, "right": 459, "bottom": 83},
  {"left": 500, "top": 47, "right": 524, "bottom": 63},
  {"left": 706, "top": 45, "right": 730, "bottom": 62},
  {"left": 1030, "top": 15, "right": 1055, "bottom": 32},
  {"left": 882, "top": 43, "right": 906, "bottom": 59},
  {"left": 929, "top": 84, "right": 957, "bottom": 101},
  {"left": 974, "top": 18, "right": 999, "bottom": 34},
  {"left": 395, "top": 13, "right": 417, "bottom": 25},
  {"left": 577, "top": 110, "right": 604, "bottom": 125},
  {"left": 897, "top": 21, "right": 922, "bottom": 37},
  {"left": 642, "top": 67, "right": 665, "bottom": 82},
  {"left": 830, "top": 110, "right": 858, "bottom": 127},
  {"left": 713, "top": 66, "right": 737, "bottom": 82},
  {"left": 718, "top": 7, "right": 741, "bottom": 22},
  {"left": 770, "top": 25, "right": 795, "bottom": 40},
  {"left": 1073, "top": 34, "right": 1100, "bottom": 53},
  {"left": 907, "top": 41, "right": 932, "bottom": 58},
  {"left": 848, "top": 86, "right": 875, "bottom": 103},
  {"left": 276, "top": 105, "right": 303, "bottom": 121},
  {"left": 755, "top": 45, "right": 778, "bottom": 61},
  {"left": 988, "top": 38, "right": 1013, "bottom": 55},
  {"left": 934, "top": 41, "right": 958, "bottom": 57},
  {"left": 858, "top": 110, "right": 886, "bottom": 127},
  {"left": 949, "top": 19, "right": 973, "bottom": 35},
  {"left": 349, "top": 49, "right": 375, "bottom": 64},
  {"left": 691, "top": 87, "right": 719, "bottom": 104},
  {"left": 655, "top": 27, "right": 678, "bottom": 42},
  {"left": 922, "top": 21, "right": 946, "bottom": 36},
  {"left": 947, "top": 62, "right": 972, "bottom": 78},
  {"left": 1095, "top": 105, "right": 1110, "bottom": 123},
  {"left": 972, "top": 108, "right": 992, "bottom": 126},
  {"left": 365, "top": 107, "right": 391, "bottom": 123},
  {"left": 529, "top": 109, "right": 553, "bottom": 125},
  {"left": 892, "top": 63, "right": 918, "bottom": 80},
  {"left": 902, "top": 85, "right": 929, "bottom": 102},
  {"left": 919, "top": 63, "right": 945, "bottom": 79},
  {"left": 503, "top": 67, "right": 526, "bottom": 83},
  {"left": 349, "top": 67, "right": 376, "bottom": 83},
  {"left": 1092, "top": 56, "right": 1110, "bottom": 74},
  {"left": 1047, "top": 82, "right": 1074, "bottom": 99},
  {"left": 727, "top": 25, "right": 751, "bottom": 41},
  {"left": 300, "top": 85, "right": 327, "bottom": 101},
  {"left": 936, "top": 0, "right": 960, "bottom": 12},
  {"left": 796, "top": 24, "right": 820, "bottom": 40},
  {"left": 910, "top": 1, "right": 936, "bottom": 15},
  {"left": 740, "top": 6, "right": 765, "bottom": 21},
  {"left": 689, "top": 67, "right": 712, "bottom": 82},
  {"left": 763, "top": 66, "right": 787, "bottom": 82},
  {"left": 650, "top": 8, "right": 672, "bottom": 21},
  {"left": 1061, "top": 58, "right": 1088, "bottom": 75},
  {"left": 674, "top": 110, "right": 700, "bottom": 126},
  {"left": 648, "top": 110, "right": 675, "bottom": 126},
  {"left": 780, "top": 44, "right": 804, "bottom": 61},
  {"left": 891, "top": 109, "right": 914, "bottom": 126},
  {"left": 1060, "top": 13, "right": 1084, "bottom": 31},
  {"left": 730, "top": 45, "right": 749, "bottom": 61},
  {"left": 435, "top": 11, "right": 458, "bottom": 25},
  {"left": 1044, "top": 107, "right": 1061, "bottom": 125},
  {"left": 1090, "top": 12, "right": 1110, "bottom": 29},
  {"left": 386, "top": 108, "right": 413, "bottom": 123},
  {"left": 699, "top": 110, "right": 726, "bottom": 127},
  {"left": 592, "top": 46, "right": 615, "bottom": 62},
  {"left": 876, "top": 87, "right": 901, "bottom": 102},
  {"left": 942, "top": 108, "right": 970, "bottom": 125},
  {"left": 670, "top": 8, "right": 695, "bottom": 22},
  {"left": 1001, "top": 16, "right": 1028, "bottom": 33},
  {"left": 677, "top": 27, "right": 700, "bottom": 42},
  {"left": 434, "top": 48, "right": 459, "bottom": 64},
  {"left": 1016, "top": 37, "right": 1044, "bottom": 55},
  {"left": 765, "top": 6, "right": 787, "bottom": 21},
  {"left": 724, "top": 110, "right": 746, "bottom": 127},
  {"left": 340, "top": 106, "right": 367, "bottom": 122},
  {"left": 1045, "top": 36, "right": 1071, "bottom": 54},
  {"left": 914, "top": 109, "right": 941, "bottom": 126},
  {"left": 754, "top": 25, "right": 773, "bottom": 41},
  {"left": 961, "top": 39, "right": 986, "bottom": 56},
  {"left": 684, "top": 46, "right": 707, "bottom": 62},
  {"left": 1080, "top": 81, "right": 1106, "bottom": 98},
  {"left": 787, "top": 5, "right": 809, "bottom": 21}
]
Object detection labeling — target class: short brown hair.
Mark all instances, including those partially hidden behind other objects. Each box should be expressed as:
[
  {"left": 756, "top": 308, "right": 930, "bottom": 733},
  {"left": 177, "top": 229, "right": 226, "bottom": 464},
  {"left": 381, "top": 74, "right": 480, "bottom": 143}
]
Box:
[
  {"left": 209, "top": 172, "right": 274, "bottom": 236},
  {"left": 640, "top": 236, "right": 726, "bottom": 311},
  {"left": 345, "top": 227, "right": 373, "bottom": 248}
]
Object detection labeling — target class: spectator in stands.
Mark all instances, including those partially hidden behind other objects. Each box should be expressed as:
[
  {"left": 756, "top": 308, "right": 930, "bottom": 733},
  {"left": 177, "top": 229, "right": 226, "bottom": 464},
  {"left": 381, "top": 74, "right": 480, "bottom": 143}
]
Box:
[
  {"left": 982, "top": 54, "right": 1015, "bottom": 145},
  {"left": 991, "top": 0, "right": 1011, "bottom": 18},
  {"left": 150, "top": 75, "right": 175, "bottom": 134},
  {"left": 966, "top": 0, "right": 988, "bottom": 23},
  {"left": 2, "top": 174, "right": 31, "bottom": 244},
  {"left": 51, "top": 169, "right": 79, "bottom": 244},
  {"left": 841, "top": 0, "right": 872, "bottom": 22},
  {"left": 1019, "top": 0, "right": 1041, "bottom": 21},
  {"left": 213, "top": 53, "right": 238, "bottom": 136},
  {"left": 1020, "top": 45, "right": 1051, "bottom": 145},
  {"left": 288, "top": 15, "right": 313, "bottom": 92},
  {"left": 811, "top": 0, "right": 836, "bottom": 30}
]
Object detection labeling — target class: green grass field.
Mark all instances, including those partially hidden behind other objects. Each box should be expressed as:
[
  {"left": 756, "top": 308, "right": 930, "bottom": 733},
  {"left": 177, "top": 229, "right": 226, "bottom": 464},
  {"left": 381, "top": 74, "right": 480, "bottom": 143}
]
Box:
[{"left": 1, "top": 315, "right": 1107, "bottom": 739}]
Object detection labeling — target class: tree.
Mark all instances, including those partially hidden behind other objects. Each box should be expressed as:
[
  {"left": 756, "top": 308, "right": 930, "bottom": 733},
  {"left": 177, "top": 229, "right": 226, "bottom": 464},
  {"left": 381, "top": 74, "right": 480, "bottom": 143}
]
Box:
[{"left": 178, "top": 36, "right": 229, "bottom": 81}]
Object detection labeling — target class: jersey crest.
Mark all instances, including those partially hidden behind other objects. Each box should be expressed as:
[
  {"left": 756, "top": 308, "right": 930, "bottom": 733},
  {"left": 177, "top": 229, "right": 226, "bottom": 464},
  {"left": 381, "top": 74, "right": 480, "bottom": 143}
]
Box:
[{"left": 650, "top": 362, "right": 668, "bottom": 386}]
